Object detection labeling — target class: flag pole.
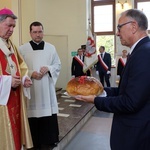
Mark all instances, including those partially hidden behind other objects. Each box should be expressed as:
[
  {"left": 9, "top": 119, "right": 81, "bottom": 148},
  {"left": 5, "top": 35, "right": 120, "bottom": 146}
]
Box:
[{"left": 83, "top": 19, "right": 98, "bottom": 74}]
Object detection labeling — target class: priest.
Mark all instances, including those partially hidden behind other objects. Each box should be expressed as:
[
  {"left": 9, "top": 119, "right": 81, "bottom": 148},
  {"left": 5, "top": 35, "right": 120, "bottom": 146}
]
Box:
[{"left": 19, "top": 21, "right": 61, "bottom": 149}]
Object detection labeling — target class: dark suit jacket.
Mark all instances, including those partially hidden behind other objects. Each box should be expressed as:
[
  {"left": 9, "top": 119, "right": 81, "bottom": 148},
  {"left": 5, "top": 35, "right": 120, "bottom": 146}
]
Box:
[
  {"left": 94, "top": 37, "right": 150, "bottom": 150},
  {"left": 71, "top": 55, "right": 91, "bottom": 77},
  {"left": 96, "top": 52, "right": 111, "bottom": 73}
]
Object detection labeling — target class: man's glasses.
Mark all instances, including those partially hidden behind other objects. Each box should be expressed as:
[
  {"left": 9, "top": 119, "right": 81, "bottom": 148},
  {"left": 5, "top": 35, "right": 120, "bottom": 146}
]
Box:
[{"left": 117, "top": 21, "right": 133, "bottom": 32}]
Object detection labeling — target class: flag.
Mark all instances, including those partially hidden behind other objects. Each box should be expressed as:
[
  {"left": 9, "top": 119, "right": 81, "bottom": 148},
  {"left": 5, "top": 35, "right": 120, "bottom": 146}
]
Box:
[{"left": 83, "top": 26, "right": 98, "bottom": 73}]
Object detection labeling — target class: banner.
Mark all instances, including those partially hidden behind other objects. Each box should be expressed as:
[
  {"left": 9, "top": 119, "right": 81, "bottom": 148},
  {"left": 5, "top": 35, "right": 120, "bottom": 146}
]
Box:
[{"left": 83, "top": 27, "right": 98, "bottom": 72}]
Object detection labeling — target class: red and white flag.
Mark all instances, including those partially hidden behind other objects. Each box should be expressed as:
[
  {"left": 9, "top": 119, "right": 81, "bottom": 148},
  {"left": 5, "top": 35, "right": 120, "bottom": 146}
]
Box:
[{"left": 83, "top": 26, "right": 98, "bottom": 73}]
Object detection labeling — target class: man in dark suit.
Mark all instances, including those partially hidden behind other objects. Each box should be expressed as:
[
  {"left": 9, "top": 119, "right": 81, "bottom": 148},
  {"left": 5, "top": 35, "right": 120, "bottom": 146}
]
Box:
[
  {"left": 71, "top": 48, "right": 90, "bottom": 77},
  {"left": 75, "top": 9, "right": 150, "bottom": 150},
  {"left": 96, "top": 46, "right": 111, "bottom": 87}
]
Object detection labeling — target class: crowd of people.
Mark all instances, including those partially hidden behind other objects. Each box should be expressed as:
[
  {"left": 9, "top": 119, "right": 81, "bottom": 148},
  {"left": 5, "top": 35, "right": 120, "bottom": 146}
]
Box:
[
  {"left": 71, "top": 44, "right": 129, "bottom": 88},
  {"left": 72, "top": 44, "right": 127, "bottom": 88},
  {"left": 1, "top": 6, "right": 150, "bottom": 150}
]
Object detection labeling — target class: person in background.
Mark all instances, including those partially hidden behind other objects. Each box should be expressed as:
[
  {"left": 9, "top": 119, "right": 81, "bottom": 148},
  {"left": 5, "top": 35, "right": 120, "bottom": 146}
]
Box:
[
  {"left": 117, "top": 49, "right": 128, "bottom": 77},
  {"left": 19, "top": 21, "right": 61, "bottom": 150},
  {"left": 96, "top": 46, "right": 111, "bottom": 87},
  {"left": 81, "top": 44, "right": 91, "bottom": 76},
  {"left": 81, "top": 44, "right": 86, "bottom": 55},
  {"left": 0, "top": 8, "right": 33, "bottom": 150},
  {"left": 71, "top": 48, "right": 91, "bottom": 78},
  {"left": 75, "top": 9, "right": 150, "bottom": 150}
]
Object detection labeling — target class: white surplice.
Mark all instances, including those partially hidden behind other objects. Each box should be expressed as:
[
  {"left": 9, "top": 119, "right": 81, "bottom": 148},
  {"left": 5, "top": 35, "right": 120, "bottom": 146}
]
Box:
[
  {"left": 19, "top": 42, "right": 61, "bottom": 118},
  {"left": 0, "top": 75, "right": 11, "bottom": 105}
]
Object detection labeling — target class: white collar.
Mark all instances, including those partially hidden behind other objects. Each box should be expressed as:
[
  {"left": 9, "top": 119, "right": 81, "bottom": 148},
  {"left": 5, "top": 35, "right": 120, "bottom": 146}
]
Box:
[{"left": 130, "top": 36, "right": 147, "bottom": 54}]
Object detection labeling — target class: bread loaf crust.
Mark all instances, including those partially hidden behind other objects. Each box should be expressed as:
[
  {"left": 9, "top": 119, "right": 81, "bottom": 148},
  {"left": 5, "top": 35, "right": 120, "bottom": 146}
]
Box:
[{"left": 66, "top": 76, "right": 103, "bottom": 96}]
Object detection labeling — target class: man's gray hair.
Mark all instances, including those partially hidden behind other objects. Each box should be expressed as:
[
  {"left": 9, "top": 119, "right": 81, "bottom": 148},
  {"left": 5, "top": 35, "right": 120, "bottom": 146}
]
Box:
[
  {"left": 123, "top": 9, "right": 148, "bottom": 30},
  {"left": 0, "top": 14, "right": 17, "bottom": 22}
]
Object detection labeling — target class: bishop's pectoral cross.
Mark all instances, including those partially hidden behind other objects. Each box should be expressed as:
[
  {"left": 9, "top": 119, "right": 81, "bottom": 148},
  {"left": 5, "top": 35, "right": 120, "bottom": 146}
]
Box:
[{"left": 10, "top": 64, "right": 14, "bottom": 69}]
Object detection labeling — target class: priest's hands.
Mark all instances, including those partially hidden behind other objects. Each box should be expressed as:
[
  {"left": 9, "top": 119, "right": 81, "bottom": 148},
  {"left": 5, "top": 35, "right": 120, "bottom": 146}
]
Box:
[
  {"left": 32, "top": 71, "right": 43, "bottom": 80},
  {"left": 32, "top": 67, "right": 49, "bottom": 80},
  {"left": 40, "top": 66, "right": 49, "bottom": 75}
]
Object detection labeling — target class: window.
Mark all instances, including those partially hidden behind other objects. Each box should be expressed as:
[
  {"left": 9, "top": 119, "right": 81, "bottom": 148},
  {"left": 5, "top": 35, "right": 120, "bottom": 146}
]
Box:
[
  {"left": 91, "top": 0, "right": 116, "bottom": 65},
  {"left": 134, "top": 0, "right": 150, "bottom": 34},
  {"left": 94, "top": 5, "right": 113, "bottom": 32}
]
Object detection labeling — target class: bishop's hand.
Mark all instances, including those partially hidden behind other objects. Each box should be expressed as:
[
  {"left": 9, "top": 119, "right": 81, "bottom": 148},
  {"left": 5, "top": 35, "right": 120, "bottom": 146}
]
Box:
[
  {"left": 24, "top": 77, "right": 32, "bottom": 88},
  {"left": 11, "top": 75, "right": 21, "bottom": 88}
]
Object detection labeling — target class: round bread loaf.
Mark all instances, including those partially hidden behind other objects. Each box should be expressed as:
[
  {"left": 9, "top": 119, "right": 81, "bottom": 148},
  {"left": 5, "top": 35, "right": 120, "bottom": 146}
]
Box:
[{"left": 66, "top": 76, "right": 103, "bottom": 96}]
